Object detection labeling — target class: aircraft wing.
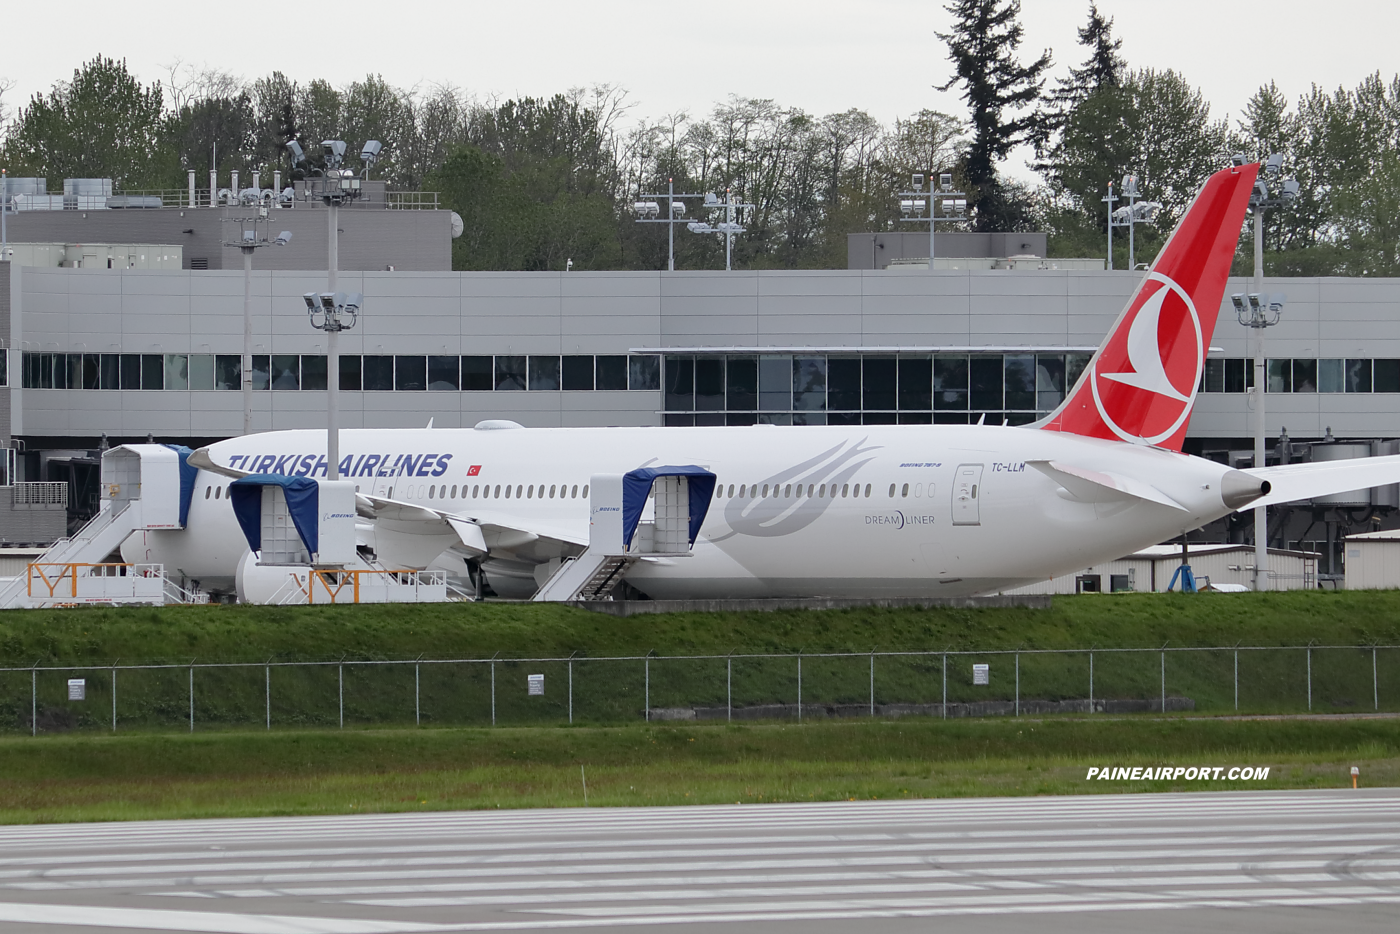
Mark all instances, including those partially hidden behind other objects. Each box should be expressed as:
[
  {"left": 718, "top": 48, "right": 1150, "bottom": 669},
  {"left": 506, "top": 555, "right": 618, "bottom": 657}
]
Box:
[
  {"left": 188, "top": 446, "right": 248, "bottom": 479},
  {"left": 356, "top": 492, "right": 585, "bottom": 568},
  {"left": 1244, "top": 454, "right": 1400, "bottom": 509}
]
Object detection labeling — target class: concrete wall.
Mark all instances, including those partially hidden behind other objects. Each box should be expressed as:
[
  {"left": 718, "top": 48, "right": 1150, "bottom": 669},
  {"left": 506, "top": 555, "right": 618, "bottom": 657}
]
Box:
[
  {"left": 3, "top": 205, "right": 452, "bottom": 272},
  {"left": 848, "top": 231, "right": 1048, "bottom": 269}
]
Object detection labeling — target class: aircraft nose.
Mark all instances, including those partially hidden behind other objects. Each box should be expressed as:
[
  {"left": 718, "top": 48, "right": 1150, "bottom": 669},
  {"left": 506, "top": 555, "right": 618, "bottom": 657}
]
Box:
[{"left": 1220, "top": 470, "right": 1271, "bottom": 509}]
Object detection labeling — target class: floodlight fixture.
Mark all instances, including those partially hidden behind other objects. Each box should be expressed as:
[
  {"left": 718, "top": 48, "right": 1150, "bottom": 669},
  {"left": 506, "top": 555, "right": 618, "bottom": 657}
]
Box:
[
  {"left": 361, "top": 140, "right": 382, "bottom": 166},
  {"left": 912, "top": 173, "right": 924, "bottom": 191},
  {"left": 1265, "top": 153, "right": 1284, "bottom": 176},
  {"left": 1231, "top": 293, "right": 1246, "bottom": 312},
  {"left": 287, "top": 141, "right": 306, "bottom": 165},
  {"left": 670, "top": 201, "right": 686, "bottom": 218},
  {"left": 1230, "top": 153, "right": 1247, "bottom": 166},
  {"left": 321, "top": 140, "right": 347, "bottom": 169},
  {"left": 242, "top": 229, "right": 256, "bottom": 244},
  {"left": 303, "top": 292, "right": 318, "bottom": 311},
  {"left": 275, "top": 230, "right": 293, "bottom": 246},
  {"left": 1282, "top": 179, "right": 1300, "bottom": 200},
  {"left": 1121, "top": 174, "right": 1140, "bottom": 197},
  {"left": 705, "top": 192, "right": 719, "bottom": 206},
  {"left": 939, "top": 173, "right": 953, "bottom": 190}
]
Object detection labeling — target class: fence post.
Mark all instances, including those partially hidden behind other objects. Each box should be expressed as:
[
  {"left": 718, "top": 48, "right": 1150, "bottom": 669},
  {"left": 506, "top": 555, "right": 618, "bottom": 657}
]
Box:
[
  {"left": 31, "top": 668, "right": 36, "bottom": 736},
  {"left": 1234, "top": 650, "right": 1239, "bottom": 712},
  {"left": 1015, "top": 652, "right": 1020, "bottom": 717},
  {"left": 1160, "top": 651, "right": 1165, "bottom": 714},
  {"left": 644, "top": 657, "right": 650, "bottom": 722},
  {"left": 265, "top": 666, "right": 270, "bottom": 730},
  {"left": 490, "top": 661, "right": 496, "bottom": 727},
  {"left": 869, "top": 653, "right": 875, "bottom": 717},
  {"left": 338, "top": 664, "right": 344, "bottom": 729},
  {"left": 726, "top": 656, "right": 732, "bottom": 722},
  {"left": 415, "top": 663, "right": 420, "bottom": 727},
  {"left": 568, "top": 660, "right": 573, "bottom": 725},
  {"left": 111, "top": 668, "right": 117, "bottom": 732},
  {"left": 1307, "top": 647, "right": 1312, "bottom": 712},
  {"left": 942, "top": 653, "right": 947, "bottom": 719},
  {"left": 796, "top": 654, "right": 802, "bottom": 723},
  {"left": 1375, "top": 647, "right": 1380, "bottom": 711},
  {"left": 1088, "top": 652, "right": 1093, "bottom": 713}
]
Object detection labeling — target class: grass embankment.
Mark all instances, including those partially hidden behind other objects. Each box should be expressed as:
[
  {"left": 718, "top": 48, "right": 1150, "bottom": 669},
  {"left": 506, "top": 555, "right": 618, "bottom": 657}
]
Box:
[
  {"left": 0, "top": 718, "right": 1394, "bottom": 824},
  {"left": 3, "top": 592, "right": 1400, "bottom": 732}
]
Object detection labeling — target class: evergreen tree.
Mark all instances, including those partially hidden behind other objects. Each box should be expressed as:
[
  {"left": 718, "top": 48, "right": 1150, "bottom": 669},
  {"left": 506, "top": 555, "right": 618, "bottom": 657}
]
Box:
[
  {"left": 1034, "top": 4, "right": 1124, "bottom": 166},
  {"left": 937, "top": 0, "right": 1051, "bottom": 231}
]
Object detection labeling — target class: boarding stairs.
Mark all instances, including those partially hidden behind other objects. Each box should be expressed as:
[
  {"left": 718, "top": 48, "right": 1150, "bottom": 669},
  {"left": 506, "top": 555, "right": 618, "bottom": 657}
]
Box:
[
  {"left": 0, "top": 445, "right": 207, "bottom": 609},
  {"left": 532, "top": 468, "right": 715, "bottom": 602}
]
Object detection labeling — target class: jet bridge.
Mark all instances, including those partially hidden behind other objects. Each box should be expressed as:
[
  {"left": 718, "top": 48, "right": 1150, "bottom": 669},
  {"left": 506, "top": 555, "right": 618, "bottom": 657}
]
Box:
[
  {"left": 533, "top": 466, "right": 716, "bottom": 602},
  {"left": 0, "top": 444, "right": 205, "bottom": 608}
]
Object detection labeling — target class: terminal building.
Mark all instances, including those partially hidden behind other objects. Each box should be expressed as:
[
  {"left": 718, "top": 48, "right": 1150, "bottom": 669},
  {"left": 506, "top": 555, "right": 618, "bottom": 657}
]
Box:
[{"left": 1, "top": 176, "right": 1397, "bottom": 585}]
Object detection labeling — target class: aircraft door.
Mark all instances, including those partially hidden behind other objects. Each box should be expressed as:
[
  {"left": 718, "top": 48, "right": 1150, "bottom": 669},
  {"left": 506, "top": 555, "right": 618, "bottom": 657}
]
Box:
[{"left": 952, "top": 464, "right": 983, "bottom": 526}]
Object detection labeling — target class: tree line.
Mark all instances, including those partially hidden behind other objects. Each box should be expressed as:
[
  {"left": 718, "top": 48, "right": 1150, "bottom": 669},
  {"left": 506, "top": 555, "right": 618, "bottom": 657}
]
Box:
[{"left": 1, "top": 1, "right": 1398, "bottom": 275}]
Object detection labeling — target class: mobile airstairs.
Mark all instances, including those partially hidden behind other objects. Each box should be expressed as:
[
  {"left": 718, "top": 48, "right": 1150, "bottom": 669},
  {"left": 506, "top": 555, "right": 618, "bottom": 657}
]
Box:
[
  {"left": 532, "top": 467, "right": 716, "bottom": 602},
  {"left": 0, "top": 445, "right": 207, "bottom": 609}
]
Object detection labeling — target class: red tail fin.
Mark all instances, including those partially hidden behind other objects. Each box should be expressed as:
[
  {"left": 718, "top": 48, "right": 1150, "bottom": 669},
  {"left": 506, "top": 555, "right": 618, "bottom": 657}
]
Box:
[{"left": 1041, "top": 163, "right": 1258, "bottom": 450}]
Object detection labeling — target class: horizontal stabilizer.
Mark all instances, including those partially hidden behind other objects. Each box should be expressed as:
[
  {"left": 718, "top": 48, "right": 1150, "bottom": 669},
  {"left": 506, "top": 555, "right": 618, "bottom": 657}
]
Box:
[
  {"left": 1028, "top": 460, "right": 1186, "bottom": 511},
  {"left": 1246, "top": 454, "right": 1400, "bottom": 509}
]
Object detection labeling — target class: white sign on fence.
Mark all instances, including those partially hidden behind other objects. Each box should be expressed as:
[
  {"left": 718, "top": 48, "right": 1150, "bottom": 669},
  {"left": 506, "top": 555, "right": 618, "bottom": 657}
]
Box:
[
  {"left": 972, "top": 664, "right": 989, "bottom": 686},
  {"left": 527, "top": 674, "right": 545, "bottom": 696},
  {"left": 67, "top": 678, "right": 86, "bottom": 701}
]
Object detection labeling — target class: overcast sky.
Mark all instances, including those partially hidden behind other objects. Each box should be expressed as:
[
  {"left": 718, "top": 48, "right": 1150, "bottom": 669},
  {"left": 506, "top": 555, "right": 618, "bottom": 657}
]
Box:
[{"left": 3, "top": 0, "right": 1397, "bottom": 180}]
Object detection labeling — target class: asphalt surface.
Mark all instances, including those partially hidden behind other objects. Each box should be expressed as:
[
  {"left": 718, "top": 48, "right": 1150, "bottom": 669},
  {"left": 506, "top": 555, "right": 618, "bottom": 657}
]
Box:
[{"left": 0, "top": 790, "right": 1398, "bottom": 933}]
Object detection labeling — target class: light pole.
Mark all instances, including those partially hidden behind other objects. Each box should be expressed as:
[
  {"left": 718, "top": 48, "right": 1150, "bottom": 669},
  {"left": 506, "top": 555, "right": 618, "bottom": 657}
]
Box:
[
  {"left": 289, "top": 139, "right": 378, "bottom": 482},
  {"left": 222, "top": 197, "right": 291, "bottom": 435},
  {"left": 896, "top": 172, "right": 966, "bottom": 268},
  {"left": 634, "top": 179, "right": 703, "bottom": 271},
  {"left": 1108, "top": 174, "right": 1162, "bottom": 271},
  {"left": 1233, "top": 152, "right": 1299, "bottom": 591},
  {"left": 686, "top": 189, "right": 755, "bottom": 271}
]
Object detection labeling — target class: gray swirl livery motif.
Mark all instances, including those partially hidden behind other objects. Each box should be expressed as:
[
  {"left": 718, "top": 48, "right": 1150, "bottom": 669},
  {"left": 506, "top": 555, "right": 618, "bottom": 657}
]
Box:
[{"left": 710, "top": 438, "right": 881, "bottom": 542}]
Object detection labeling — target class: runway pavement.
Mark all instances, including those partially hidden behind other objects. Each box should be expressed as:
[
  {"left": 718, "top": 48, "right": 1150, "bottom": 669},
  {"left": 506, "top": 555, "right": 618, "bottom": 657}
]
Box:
[{"left": 0, "top": 790, "right": 1398, "bottom": 933}]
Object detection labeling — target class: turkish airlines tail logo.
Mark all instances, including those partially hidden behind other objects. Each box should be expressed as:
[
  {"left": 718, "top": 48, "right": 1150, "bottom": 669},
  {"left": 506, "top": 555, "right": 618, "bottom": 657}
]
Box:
[{"left": 1040, "top": 163, "right": 1259, "bottom": 451}]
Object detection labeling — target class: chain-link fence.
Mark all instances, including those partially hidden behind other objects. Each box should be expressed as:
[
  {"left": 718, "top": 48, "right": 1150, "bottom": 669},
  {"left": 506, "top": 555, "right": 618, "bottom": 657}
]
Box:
[{"left": 2, "top": 645, "right": 1395, "bottom": 735}]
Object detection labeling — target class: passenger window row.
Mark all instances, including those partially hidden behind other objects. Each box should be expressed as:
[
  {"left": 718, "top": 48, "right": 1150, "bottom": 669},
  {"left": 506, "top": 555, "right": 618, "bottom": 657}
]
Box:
[{"left": 712, "top": 481, "right": 938, "bottom": 500}]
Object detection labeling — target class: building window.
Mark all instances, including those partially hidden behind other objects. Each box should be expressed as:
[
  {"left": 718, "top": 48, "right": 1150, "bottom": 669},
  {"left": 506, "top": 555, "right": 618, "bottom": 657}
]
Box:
[
  {"left": 214, "top": 355, "right": 240, "bottom": 391},
  {"left": 428, "top": 355, "right": 460, "bottom": 391},
  {"left": 251, "top": 355, "right": 270, "bottom": 391},
  {"left": 528, "top": 356, "right": 560, "bottom": 390},
  {"left": 665, "top": 355, "right": 694, "bottom": 411},
  {"left": 340, "top": 355, "right": 362, "bottom": 391},
  {"left": 1347, "top": 358, "right": 1373, "bottom": 393},
  {"left": 969, "top": 354, "right": 1002, "bottom": 411},
  {"left": 271, "top": 354, "right": 299, "bottom": 391},
  {"left": 188, "top": 354, "right": 214, "bottom": 391},
  {"left": 596, "top": 355, "right": 627, "bottom": 390},
  {"left": 364, "top": 355, "right": 393, "bottom": 391},
  {"left": 898, "top": 356, "right": 932, "bottom": 411},
  {"left": 1377, "top": 359, "right": 1400, "bottom": 393},
  {"left": 629, "top": 354, "right": 660, "bottom": 391},
  {"left": 562, "top": 355, "right": 594, "bottom": 391},
  {"left": 395, "top": 355, "right": 427, "bottom": 391},
  {"left": 495, "top": 355, "right": 526, "bottom": 391},
  {"left": 300, "top": 355, "right": 327, "bottom": 391},
  {"left": 462, "top": 356, "right": 493, "bottom": 391},
  {"left": 141, "top": 354, "right": 165, "bottom": 390},
  {"left": 695, "top": 356, "right": 724, "bottom": 410},
  {"left": 164, "top": 354, "right": 189, "bottom": 391}
]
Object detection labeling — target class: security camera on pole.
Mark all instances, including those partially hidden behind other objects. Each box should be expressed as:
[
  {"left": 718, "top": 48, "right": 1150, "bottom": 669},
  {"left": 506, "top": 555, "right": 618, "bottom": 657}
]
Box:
[
  {"left": 287, "top": 139, "right": 380, "bottom": 482},
  {"left": 221, "top": 193, "right": 291, "bottom": 436},
  {"left": 1231, "top": 151, "right": 1299, "bottom": 592},
  {"left": 896, "top": 173, "right": 966, "bottom": 269}
]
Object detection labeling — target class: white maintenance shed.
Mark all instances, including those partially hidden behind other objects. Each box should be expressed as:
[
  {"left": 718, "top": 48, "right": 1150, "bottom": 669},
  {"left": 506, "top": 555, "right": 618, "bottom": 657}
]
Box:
[
  {"left": 1009, "top": 544, "right": 1319, "bottom": 595},
  {"left": 1343, "top": 530, "right": 1400, "bottom": 590}
]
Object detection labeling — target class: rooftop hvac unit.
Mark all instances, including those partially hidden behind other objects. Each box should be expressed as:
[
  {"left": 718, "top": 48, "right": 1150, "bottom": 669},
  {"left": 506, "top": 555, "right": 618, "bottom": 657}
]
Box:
[{"left": 63, "top": 178, "right": 113, "bottom": 197}]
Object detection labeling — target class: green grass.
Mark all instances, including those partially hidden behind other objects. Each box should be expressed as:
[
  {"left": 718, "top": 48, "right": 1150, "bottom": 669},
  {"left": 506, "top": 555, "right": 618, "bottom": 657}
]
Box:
[
  {"left": 4, "top": 592, "right": 1400, "bottom": 734},
  {"left": 0, "top": 718, "right": 1395, "bottom": 824},
  {"left": 2, "top": 590, "right": 1399, "bottom": 665}
]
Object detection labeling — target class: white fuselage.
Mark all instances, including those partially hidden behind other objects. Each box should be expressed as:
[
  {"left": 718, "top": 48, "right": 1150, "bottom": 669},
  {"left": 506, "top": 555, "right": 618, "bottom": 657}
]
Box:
[{"left": 123, "top": 424, "right": 1243, "bottom": 599}]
